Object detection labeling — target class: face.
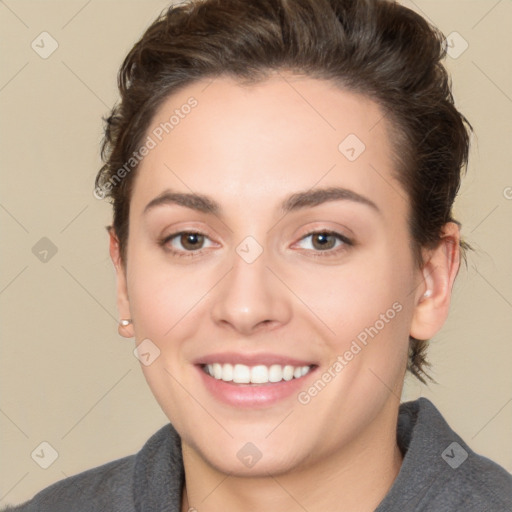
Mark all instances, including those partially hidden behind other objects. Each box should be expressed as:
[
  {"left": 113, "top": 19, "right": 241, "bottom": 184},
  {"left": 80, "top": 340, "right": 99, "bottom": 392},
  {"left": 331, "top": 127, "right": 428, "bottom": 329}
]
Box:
[{"left": 112, "top": 74, "right": 440, "bottom": 476}]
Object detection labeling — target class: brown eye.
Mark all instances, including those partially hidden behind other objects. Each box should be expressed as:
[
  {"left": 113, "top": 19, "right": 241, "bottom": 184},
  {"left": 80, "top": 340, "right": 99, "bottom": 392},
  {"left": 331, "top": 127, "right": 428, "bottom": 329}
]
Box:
[
  {"left": 311, "top": 232, "right": 337, "bottom": 250},
  {"left": 294, "top": 230, "right": 353, "bottom": 257},
  {"left": 160, "top": 231, "right": 215, "bottom": 257},
  {"left": 179, "top": 232, "right": 205, "bottom": 250}
]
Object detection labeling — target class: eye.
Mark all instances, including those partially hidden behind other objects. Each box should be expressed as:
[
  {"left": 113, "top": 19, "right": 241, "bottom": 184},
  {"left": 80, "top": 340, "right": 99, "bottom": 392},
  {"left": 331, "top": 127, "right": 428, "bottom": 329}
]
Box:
[
  {"left": 160, "top": 231, "right": 215, "bottom": 257},
  {"left": 294, "top": 230, "right": 352, "bottom": 256}
]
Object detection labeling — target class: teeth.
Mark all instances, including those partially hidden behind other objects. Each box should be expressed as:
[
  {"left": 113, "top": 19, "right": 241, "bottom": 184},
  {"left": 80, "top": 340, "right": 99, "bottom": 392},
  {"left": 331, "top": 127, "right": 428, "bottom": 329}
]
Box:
[
  {"left": 268, "top": 364, "right": 282, "bottom": 383},
  {"left": 221, "top": 363, "right": 233, "bottom": 382},
  {"left": 204, "top": 363, "right": 312, "bottom": 384},
  {"left": 251, "top": 365, "right": 269, "bottom": 384},
  {"left": 283, "top": 365, "right": 294, "bottom": 381},
  {"left": 213, "top": 363, "right": 222, "bottom": 380},
  {"left": 233, "top": 364, "right": 250, "bottom": 383}
]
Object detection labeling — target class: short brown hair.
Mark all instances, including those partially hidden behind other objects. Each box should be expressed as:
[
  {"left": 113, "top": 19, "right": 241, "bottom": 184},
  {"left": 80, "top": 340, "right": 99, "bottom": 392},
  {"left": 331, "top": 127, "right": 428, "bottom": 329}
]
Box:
[{"left": 95, "top": 0, "right": 472, "bottom": 382}]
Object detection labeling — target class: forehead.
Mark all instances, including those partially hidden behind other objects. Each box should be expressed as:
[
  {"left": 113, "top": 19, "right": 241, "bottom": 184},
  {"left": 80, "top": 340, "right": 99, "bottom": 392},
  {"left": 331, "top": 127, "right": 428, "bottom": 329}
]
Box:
[{"left": 130, "top": 74, "right": 406, "bottom": 220}]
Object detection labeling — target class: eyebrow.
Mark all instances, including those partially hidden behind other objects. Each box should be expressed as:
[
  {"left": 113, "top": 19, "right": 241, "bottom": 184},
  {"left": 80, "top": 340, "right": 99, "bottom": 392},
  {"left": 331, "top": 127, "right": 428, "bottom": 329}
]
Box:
[{"left": 143, "top": 186, "right": 381, "bottom": 216}]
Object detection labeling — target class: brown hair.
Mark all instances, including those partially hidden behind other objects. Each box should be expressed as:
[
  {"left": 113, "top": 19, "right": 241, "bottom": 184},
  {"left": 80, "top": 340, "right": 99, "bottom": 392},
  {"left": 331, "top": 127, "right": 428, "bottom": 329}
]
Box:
[{"left": 95, "top": 0, "right": 472, "bottom": 382}]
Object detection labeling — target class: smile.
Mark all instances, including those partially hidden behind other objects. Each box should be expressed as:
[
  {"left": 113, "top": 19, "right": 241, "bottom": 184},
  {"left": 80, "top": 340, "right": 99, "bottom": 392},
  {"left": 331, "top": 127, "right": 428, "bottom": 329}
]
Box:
[{"left": 202, "top": 363, "right": 314, "bottom": 384}]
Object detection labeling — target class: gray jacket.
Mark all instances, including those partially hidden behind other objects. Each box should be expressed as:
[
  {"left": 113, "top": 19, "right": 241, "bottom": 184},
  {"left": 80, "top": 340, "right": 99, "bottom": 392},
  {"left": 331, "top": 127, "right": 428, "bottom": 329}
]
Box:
[{"left": 3, "top": 398, "right": 511, "bottom": 511}]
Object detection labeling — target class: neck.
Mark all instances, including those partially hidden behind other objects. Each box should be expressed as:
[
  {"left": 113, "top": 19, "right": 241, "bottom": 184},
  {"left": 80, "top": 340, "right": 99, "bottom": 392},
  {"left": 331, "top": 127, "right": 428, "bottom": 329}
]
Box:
[{"left": 180, "top": 399, "right": 403, "bottom": 512}]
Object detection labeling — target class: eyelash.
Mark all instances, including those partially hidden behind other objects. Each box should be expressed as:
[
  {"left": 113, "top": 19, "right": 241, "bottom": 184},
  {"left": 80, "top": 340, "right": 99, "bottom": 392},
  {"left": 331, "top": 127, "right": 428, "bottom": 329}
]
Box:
[
  {"left": 158, "top": 231, "right": 216, "bottom": 259},
  {"left": 158, "top": 230, "right": 353, "bottom": 259},
  {"left": 296, "top": 230, "right": 353, "bottom": 258}
]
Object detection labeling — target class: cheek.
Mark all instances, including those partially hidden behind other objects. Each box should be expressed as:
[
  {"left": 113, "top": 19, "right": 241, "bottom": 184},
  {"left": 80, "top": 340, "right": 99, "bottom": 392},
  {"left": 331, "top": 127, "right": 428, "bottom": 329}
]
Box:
[
  {"left": 126, "top": 245, "right": 214, "bottom": 340},
  {"left": 309, "top": 250, "right": 409, "bottom": 330},
  {"left": 314, "top": 245, "right": 414, "bottom": 376},
  {"left": 125, "top": 253, "right": 210, "bottom": 424}
]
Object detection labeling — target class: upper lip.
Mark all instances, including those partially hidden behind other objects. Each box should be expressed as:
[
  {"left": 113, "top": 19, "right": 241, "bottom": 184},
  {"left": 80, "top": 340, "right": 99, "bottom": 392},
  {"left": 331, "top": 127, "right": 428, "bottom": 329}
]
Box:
[{"left": 194, "top": 352, "right": 317, "bottom": 367}]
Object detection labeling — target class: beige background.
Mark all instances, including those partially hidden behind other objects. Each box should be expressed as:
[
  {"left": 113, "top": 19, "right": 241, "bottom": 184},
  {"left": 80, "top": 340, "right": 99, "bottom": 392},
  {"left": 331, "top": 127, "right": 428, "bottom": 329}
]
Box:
[{"left": 1, "top": 0, "right": 511, "bottom": 506}]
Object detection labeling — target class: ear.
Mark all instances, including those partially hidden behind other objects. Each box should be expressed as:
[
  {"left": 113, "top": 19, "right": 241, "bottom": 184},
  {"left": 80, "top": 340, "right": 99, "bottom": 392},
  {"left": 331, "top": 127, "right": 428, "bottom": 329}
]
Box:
[
  {"left": 410, "top": 222, "right": 461, "bottom": 341},
  {"left": 108, "top": 227, "right": 134, "bottom": 339}
]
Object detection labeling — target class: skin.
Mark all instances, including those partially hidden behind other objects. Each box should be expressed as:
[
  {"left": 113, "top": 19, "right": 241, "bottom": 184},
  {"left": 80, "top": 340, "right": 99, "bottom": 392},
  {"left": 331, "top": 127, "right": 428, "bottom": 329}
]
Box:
[{"left": 109, "top": 73, "right": 460, "bottom": 512}]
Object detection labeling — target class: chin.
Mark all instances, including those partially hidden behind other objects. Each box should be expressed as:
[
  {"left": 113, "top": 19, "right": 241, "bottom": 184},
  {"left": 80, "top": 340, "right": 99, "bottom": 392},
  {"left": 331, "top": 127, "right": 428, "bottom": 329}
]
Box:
[{"left": 196, "top": 442, "right": 307, "bottom": 478}]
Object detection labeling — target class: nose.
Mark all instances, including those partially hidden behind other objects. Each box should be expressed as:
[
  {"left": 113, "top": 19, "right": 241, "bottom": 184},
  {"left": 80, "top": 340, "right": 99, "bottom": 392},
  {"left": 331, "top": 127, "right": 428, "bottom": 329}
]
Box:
[{"left": 210, "top": 245, "right": 293, "bottom": 336}]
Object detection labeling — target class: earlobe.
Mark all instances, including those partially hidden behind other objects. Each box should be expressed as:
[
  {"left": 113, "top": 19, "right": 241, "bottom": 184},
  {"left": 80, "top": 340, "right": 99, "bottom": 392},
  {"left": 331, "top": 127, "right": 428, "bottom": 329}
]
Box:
[
  {"left": 118, "top": 319, "right": 134, "bottom": 339},
  {"left": 108, "top": 227, "right": 134, "bottom": 339},
  {"left": 410, "top": 222, "right": 461, "bottom": 341}
]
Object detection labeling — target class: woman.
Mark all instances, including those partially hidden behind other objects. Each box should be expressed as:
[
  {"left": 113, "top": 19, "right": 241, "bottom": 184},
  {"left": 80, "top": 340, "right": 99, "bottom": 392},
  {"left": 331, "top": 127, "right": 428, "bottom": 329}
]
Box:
[{"left": 5, "top": 0, "right": 511, "bottom": 510}]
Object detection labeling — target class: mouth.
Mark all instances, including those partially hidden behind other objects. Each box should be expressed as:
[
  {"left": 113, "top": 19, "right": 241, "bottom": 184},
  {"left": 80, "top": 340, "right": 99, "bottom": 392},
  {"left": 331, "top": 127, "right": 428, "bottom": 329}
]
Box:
[
  {"left": 201, "top": 362, "right": 316, "bottom": 385},
  {"left": 194, "top": 352, "right": 319, "bottom": 407}
]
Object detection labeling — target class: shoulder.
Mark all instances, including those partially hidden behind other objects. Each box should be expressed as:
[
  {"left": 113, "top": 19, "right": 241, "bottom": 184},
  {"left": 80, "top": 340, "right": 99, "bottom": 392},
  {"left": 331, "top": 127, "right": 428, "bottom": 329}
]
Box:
[
  {"left": 441, "top": 442, "right": 512, "bottom": 510},
  {"left": 417, "top": 397, "right": 512, "bottom": 509},
  {"left": 1, "top": 455, "right": 136, "bottom": 512},
  {"left": 2, "top": 423, "right": 179, "bottom": 512},
  {"left": 378, "top": 398, "right": 512, "bottom": 512}
]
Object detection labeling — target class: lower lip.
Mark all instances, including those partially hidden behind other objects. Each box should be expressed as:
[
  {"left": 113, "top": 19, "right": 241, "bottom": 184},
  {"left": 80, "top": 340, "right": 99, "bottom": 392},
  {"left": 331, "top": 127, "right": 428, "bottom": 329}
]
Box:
[{"left": 196, "top": 366, "right": 317, "bottom": 408}]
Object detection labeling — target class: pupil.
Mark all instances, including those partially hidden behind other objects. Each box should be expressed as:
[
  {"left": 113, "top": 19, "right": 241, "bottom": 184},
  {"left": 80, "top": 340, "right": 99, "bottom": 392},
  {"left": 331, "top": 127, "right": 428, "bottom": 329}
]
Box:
[
  {"left": 314, "top": 233, "right": 334, "bottom": 250},
  {"left": 182, "top": 233, "right": 203, "bottom": 249}
]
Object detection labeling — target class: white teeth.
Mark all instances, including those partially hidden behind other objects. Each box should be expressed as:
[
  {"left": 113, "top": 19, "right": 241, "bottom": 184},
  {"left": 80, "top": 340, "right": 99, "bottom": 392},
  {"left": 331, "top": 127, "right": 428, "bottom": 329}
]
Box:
[
  {"left": 283, "top": 365, "right": 294, "bottom": 381},
  {"left": 268, "top": 364, "right": 282, "bottom": 382},
  {"left": 250, "top": 365, "right": 269, "bottom": 384},
  {"left": 213, "top": 363, "right": 222, "bottom": 380},
  {"left": 233, "top": 364, "right": 250, "bottom": 383},
  {"left": 204, "top": 363, "right": 312, "bottom": 384},
  {"left": 221, "top": 363, "right": 233, "bottom": 382}
]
